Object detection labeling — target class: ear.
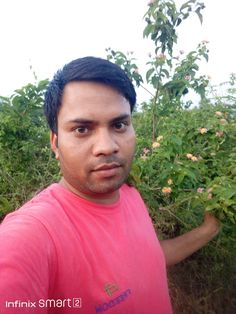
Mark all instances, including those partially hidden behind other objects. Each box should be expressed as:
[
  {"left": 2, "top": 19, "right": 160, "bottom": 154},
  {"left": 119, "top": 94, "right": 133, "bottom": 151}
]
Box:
[{"left": 50, "top": 131, "right": 59, "bottom": 160}]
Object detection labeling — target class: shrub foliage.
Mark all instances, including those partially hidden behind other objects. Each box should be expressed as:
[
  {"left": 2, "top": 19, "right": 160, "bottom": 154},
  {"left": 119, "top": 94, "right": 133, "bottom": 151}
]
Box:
[{"left": 0, "top": 81, "right": 59, "bottom": 219}]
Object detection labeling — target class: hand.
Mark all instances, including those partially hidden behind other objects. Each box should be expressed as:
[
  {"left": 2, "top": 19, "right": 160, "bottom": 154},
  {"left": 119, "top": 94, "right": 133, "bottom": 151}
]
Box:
[{"left": 202, "top": 212, "right": 221, "bottom": 239}]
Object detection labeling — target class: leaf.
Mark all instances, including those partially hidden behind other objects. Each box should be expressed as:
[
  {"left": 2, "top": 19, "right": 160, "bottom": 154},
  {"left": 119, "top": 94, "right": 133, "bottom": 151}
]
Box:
[
  {"left": 180, "top": 0, "right": 195, "bottom": 11},
  {"left": 161, "top": 69, "right": 170, "bottom": 78},
  {"left": 146, "top": 68, "right": 155, "bottom": 83},
  {"left": 195, "top": 8, "right": 203, "bottom": 24},
  {"left": 129, "top": 164, "right": 142, "bottom": 185},
  {"left": 176, "top": 173, "right": 186, "bottom": 185},
  {"left": 176, "top": 18, "right": 182, "bottom": 26},
  {"left": 185, "top": 169, "right": 197, "bottom": 182},
  {"left": 203, "top": 53, "right": 209, "bottom": 62},
  {"left": 221, "top": 188, "right": 236, "bottom": 200},
  {"left": 143, "top": 24, "right": 155, "bottom": 38},
  {"left": 192, "top": 64, "right": 199, "bottom": 71},
  {"left": 151, "top": 76, "right": 160, "bottom": 88},
  {"left": 116, "top": 51, "right": 127, "bottom": 59},
  {"left": 171, "top": 135, "right": 182, "bottom": 147},
  {"left": 205, "top": 203, "right": 221, "bottom": 211}
]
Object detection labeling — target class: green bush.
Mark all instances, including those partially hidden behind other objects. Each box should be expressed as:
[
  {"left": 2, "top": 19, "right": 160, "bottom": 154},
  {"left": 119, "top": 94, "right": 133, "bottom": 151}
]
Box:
[
  {"left": 0, "top": 81, "right": 59, "bottom": 219},
  {"left": 130, "top": 102, "right": 236, "bottom": 237}
]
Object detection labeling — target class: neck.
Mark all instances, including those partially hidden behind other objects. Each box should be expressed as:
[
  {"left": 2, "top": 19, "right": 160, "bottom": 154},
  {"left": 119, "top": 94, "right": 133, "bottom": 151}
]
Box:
[{"left": 59, "top": 178, "right": 120, "bottom": 205}]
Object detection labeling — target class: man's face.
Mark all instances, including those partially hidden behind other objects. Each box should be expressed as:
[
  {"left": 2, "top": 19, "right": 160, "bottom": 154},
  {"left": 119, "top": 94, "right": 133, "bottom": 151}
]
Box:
[{"left": 51, "top": 81, "right": 136, "bottom": 204}]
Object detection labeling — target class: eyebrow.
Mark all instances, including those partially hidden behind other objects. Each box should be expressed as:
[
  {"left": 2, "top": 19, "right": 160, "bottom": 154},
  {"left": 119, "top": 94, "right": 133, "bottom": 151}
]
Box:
[
  {"left": 66, "top": 114, "right": 131, "bottom": 125},
  {"left": 111, "top": 114, "right": 131, "bottom": 123}
]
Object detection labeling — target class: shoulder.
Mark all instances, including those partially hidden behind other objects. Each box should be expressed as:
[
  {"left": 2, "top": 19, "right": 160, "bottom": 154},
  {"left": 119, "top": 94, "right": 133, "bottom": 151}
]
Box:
[
  {"left": 1, "top": 184, "right": 63, "bottom": 237},
  {"left": 120, "top": 184, "right": 149, "bottom": 218},
  {"left": 0, "top": 191, "right": 58, "bottom": 301},
  {"left": 0, "top": 185, "right": 62, "bottom": 264},
  {"left": 121, "top": 183, "right": 145, "bottom": 203},
  {"left": 0, "top": 204, "right": 57, "bottom": 274},
  {"left": 11, "top": 183, "right": 65, "bottom": 219}
]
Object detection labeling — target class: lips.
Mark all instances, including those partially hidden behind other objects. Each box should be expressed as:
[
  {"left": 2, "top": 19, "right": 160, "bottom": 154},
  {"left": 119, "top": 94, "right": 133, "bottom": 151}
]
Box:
[
  {"left": 92, "top": 162, "right": 121, "bottom": 178},
  {"left": 93, "top": 162, "right": 121, "bottom": 171}
]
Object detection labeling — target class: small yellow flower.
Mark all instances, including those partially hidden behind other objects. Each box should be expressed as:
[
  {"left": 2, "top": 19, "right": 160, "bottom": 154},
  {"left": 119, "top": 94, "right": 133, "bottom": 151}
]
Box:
[
  {"left": 152, "top": 142, "right": 161, "bottom": 149},
  {"left": 167, "top": 179, "right": 173, "bottom": 185},
  {"left": 140, "top": 155, "right": 148, "bottom": 161},
  {"left": 162, "top": 187, "right": 172, "bottom": 194},
  {"left": 156, "top": 135, "right": 163, "bottom": 142},
  {"left": 199, "top": 128, "right": 208, "bottom": 134},
  {"left": 207, "top": 193, "right": 213, "bottom": 200},
  {"left": 220, "top": 118, "right": 227, "bottom": 125},
  {"left": 215, "top": 111, "right": 223, "bottom": 117},
  {"left": 216, "top": 131, "right": 224, "bottom": 137},
  {"left": 191, "top": 156, "right": 198, "bottom": 162},
  {"left": 186, "top": 153, "right": 193, "bottom": 159}
]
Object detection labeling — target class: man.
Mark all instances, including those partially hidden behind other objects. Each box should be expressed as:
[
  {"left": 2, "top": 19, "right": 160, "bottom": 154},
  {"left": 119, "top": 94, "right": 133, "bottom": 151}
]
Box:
[{"left": 0, "top": 57, "right": 219, "bottom": 313}]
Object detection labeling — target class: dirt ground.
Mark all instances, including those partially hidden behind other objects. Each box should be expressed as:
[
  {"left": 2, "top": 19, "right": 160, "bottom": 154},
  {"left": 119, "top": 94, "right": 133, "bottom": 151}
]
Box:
[{"left": 168, "top": 256, "right": 236, "bottom": 314}]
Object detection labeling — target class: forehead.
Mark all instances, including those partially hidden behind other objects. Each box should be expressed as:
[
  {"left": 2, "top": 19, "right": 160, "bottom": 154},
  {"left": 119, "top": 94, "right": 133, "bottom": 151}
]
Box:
[{"left": 59, "top": 81, "right": 131, "bottom": 121}]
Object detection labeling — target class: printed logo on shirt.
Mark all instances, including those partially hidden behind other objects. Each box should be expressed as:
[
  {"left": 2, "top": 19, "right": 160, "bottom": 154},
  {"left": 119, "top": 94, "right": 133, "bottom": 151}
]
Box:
[
  {"left": 104, "top": 283, "right": 119, "bottom": 297},
  {"left": 95, "top": 286, "right": 131, "bottom": 313}
]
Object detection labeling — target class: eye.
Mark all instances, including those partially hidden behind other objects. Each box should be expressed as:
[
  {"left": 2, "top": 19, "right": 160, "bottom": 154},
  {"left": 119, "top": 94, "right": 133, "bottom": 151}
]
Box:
[
  {"left": 75, "top": 126, "right": 89, "bottom": 134},
  {"left": 113, "top": 121, "right": 127, "bottom": 131}
]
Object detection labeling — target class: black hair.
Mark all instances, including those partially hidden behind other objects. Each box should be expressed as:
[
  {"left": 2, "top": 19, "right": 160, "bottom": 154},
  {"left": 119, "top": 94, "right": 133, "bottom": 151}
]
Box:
[{"left": 44, "top": 56, "right": 136, "bottom": 133}]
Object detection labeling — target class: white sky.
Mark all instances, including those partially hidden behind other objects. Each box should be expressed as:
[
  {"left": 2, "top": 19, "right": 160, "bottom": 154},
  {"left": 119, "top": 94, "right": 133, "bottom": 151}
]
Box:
[{"left": 0, "top": 0, "right": 236, "bottom": 103}]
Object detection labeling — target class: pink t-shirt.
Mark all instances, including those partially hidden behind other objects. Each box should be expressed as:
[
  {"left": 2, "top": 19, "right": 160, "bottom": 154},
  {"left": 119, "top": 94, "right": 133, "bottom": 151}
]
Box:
[{"left": 0, "top": 183, "right": 172, "bottom": 313}]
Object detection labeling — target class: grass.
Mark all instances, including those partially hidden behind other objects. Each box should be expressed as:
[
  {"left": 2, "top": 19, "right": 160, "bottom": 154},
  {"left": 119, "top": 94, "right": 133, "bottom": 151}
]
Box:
[{"left": 168, "top": 251, "right": 236, "bottom": 313}]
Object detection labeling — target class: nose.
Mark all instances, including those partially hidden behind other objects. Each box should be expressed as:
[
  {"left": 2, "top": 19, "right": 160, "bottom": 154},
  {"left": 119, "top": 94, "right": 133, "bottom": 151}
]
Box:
[{"left": 92, "top": 129, "right": 119, "bottom": 156}]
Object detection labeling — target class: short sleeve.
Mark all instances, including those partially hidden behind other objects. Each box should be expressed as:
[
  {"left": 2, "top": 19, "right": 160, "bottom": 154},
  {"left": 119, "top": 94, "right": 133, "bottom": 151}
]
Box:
[{"left": 0, "top": 212, "right": 56, "bottom": 313}]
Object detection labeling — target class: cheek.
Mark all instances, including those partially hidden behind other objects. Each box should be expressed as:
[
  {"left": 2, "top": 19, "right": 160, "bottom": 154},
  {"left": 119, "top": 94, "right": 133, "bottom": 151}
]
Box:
[
  {"left": 122, "top": 133, "right": 136, "bottom": 156},
  {"left": 128, "top": 129, "right": 136, "bottom": 146},
  {"left": 58, "top": 140, "right": 88, "bottom": 167}
]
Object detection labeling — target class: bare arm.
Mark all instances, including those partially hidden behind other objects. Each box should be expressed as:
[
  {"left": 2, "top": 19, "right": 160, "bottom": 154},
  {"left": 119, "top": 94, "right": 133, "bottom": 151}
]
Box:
[{"left": 160, "top": 213, "right": 220, "bottom": 267}]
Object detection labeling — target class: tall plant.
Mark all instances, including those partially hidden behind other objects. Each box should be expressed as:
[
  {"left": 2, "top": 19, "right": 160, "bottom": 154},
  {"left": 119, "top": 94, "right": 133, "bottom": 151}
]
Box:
[{"left": 107, "top": 0, "right": 209, "bottom": 140}]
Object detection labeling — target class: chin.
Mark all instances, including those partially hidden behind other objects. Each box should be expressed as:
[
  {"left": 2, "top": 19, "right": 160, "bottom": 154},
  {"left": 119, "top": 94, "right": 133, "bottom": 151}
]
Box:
[{"left": 87, "top": 178, "right": 126, "bottom": 195}]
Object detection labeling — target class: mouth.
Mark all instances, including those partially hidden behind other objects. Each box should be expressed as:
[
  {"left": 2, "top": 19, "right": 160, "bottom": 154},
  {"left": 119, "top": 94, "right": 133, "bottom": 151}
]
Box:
[
  {"left": 93, "top": 162, "right": 121, "bottom": 171},
  {"left": 92, "top": 163, "right": 122, "bottom": 178}
]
